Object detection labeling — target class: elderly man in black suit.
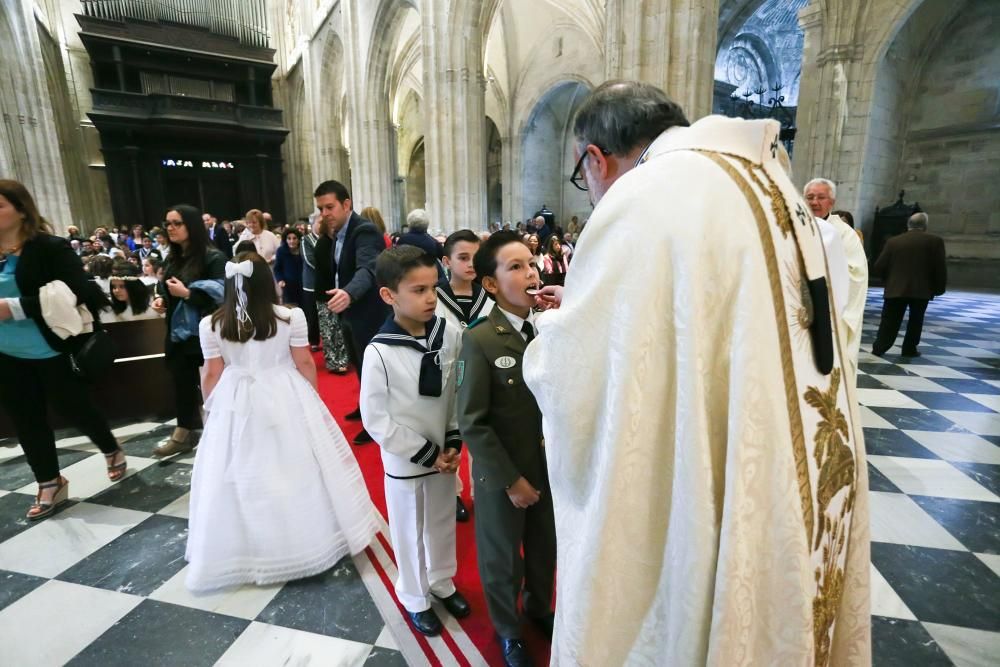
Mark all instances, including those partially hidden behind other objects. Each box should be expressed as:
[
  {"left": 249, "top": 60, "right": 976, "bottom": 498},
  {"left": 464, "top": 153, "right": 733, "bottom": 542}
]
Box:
[
  {"left": 872, "top": 212, "right": 947, "bottom": 357},
  {"left": 203, "top": 212, "right": 232, "bottom": 259},
  {"left": 314, "top": 180, "right": 390, "bottom": 444}
]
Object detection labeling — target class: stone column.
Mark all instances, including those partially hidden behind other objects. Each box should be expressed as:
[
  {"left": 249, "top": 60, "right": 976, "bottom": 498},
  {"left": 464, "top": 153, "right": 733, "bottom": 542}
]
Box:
[
  {"left": 0, "top": 0, "right": 72, "bottom": 230},
  {"left": 420, "top": 0, "right": 487, "bottom": 233},
  {"left": 340, "top": 0, "right": 400, "bottom": 220},
  {"left": 604, "top": 0, "right": 720, "bottom": 120}
]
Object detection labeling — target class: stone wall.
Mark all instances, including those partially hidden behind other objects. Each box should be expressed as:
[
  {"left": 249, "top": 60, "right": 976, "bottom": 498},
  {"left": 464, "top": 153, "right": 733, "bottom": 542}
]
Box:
[{"left": 896, "top": 0, "right": 999, "bottom": 287}]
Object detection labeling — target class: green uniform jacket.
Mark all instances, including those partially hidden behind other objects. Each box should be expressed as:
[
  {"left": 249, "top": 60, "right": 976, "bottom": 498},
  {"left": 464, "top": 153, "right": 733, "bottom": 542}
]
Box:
[{"left": 457, "top": 307, "right": 546, "bottom": 493}]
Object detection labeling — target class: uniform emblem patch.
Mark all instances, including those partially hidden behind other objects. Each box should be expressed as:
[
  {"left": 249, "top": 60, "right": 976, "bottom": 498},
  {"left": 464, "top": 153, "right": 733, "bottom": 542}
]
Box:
[
  {"left": 456, "top": 360, "right": 465, "bottom": 387},
  {"left": 495, "top": 356, "right": 516, "bottom": 369}
]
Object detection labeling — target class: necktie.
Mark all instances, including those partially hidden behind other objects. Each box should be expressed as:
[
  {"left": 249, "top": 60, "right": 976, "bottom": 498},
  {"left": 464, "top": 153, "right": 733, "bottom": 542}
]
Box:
[{"left": 521, "top": 320, "right": 535, "bottom": 344}]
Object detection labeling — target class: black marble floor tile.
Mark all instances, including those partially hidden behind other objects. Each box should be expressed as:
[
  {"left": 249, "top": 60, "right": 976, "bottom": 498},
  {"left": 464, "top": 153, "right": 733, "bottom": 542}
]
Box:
[
  {"left": 983, "top": 435, "right": 1000, "bottom": 446},
  {"left": 867, "top": 463, "right": 902, "bottom": 493},
  {"left": 0, "top": 569, "right": 47, "bottom": 612},
  {"left": 911, "top": 496, "right": 1000, "bottom": 555},
  {"left": 88, "top": 460, "right": 191, "bottom": 513},
  {"left": 870, "top": 542, "right": 1000, "bottom": 631},
  {"left": 0, "top": 449, "right": 93, "bottom": 491},
  {"left": 364, "top": 646, "right": 409, "bottom": 667},
  {"left": 930, "top": 378, "right": 1000, "bottom": 395},
  {"left": 859, "top": 362, "right": 915, "bottom": 377},
  {"left": 868, "top": 407, "right": 967, "bottom": 432},
  {"left": 857, "top": 374, "right": 892, "bottom": 389},
  {"left": 0, "top": 492, "right": 77, "bottom": 543},
  {"left": 901, "top": 390, "right": 997, "bottom": 413},
  {"left": 863, "top": 428, "right": 939, "bottom": 459},
  {"left": 256, "top": 556, "right": 383, "bottom": 645},
  {"left": 56, "top": 514, "right": 188, "bottom": 596},
  {"left": 961, "top": 366, "right": 1000, "bottom": 381},
  {"left": 948, "top": 462, "right": 1000, "bottom": 498},
  {"left": 117, "top": 425, "right": 177, "bottom": 458},
  {"left": 66, "top": 599, "right": 248, "bottom": 667},
  {"left": 870, "top": 616, "right": 952, "bottom": 667}
]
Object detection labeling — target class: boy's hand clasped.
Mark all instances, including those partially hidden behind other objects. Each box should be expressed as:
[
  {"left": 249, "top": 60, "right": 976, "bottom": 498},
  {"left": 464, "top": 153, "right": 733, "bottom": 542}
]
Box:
[{"left": 433, "top": 448, "right": 460, "bottom": 474}]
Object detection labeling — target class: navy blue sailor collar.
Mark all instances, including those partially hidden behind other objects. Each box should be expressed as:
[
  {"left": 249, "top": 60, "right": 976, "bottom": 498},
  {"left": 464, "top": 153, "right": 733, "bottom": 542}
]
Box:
[
  {"left": 436, "top": 279, "right": 490, "bottom": 326},
  {"left": 372, "top": 315, "right": 447, "bottom": 396}
]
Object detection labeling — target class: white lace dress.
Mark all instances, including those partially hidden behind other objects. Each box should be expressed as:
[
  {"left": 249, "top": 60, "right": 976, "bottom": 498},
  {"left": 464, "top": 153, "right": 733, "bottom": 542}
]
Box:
[{"left": 184, "top": 306, "right": 378, "bottom": 592}]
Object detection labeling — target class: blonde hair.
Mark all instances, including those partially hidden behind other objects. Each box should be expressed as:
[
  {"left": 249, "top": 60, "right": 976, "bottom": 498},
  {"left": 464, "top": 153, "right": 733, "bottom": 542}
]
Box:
[
  {"left": 245, "top": 209, "right": 265, "bottom": 231},
  {"left": 361, "top": 206, "right": 387, "bottom": 234}
]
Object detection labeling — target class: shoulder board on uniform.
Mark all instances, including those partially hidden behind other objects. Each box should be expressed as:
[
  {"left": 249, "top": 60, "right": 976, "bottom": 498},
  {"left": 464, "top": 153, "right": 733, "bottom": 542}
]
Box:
[{"left": 466, "top": 316, "right": 487, "bottom": 329}]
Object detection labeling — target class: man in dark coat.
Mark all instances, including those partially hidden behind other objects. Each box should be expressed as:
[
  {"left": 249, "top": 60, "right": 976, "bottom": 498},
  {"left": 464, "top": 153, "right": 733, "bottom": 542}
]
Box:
[
  {"left": 203, "top": 213, "right": 232, "bottom": 259},
  {"left": 314, "top": 180, "right": 390, "bottom": 444},
  {"left": 871, "top": 212, "right": 947, "bottom": 357}
]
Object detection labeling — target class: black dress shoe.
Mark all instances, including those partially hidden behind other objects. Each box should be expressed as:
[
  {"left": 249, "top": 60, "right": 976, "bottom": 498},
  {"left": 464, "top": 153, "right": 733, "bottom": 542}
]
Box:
[
  {"left": 433, "top": 590, "right": 471, "bottom": 618},
  {"left": 344, "top": 407, "right": 362, "bottom": 421},
  {"left": 500, "top": 638, "right": 532, "bottom": 667},
  {"left": 408, "top": 609, "right": 442, "bottom": 636},
  {"left": 353, "top": 429, "right": 373, "bottom": 445},
  {"left": 900, "top": 349, "right": 921, "bottom": 357},
  {"left": 456, "top": 496, "right": 469, "bottom": 522},
  {"left": 529, "top": 613, "right": 554, "bottom": 639},
  {"left": 871, "top": 349, "right": 885, "bottom": 357}
]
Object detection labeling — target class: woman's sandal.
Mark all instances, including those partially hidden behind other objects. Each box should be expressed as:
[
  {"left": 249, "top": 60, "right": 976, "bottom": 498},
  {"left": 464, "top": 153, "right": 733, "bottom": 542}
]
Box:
[
  {"left": 26, "top": 476, "right": 69, "bottom": 521},
  {"left": 104, "top": 449, "right": 128, "bottom": 482}
]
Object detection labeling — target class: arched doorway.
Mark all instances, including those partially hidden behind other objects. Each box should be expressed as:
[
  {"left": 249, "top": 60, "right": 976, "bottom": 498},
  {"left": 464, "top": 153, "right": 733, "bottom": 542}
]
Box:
[
  {"left": 405, "top": 139, "right": 426, "bottom": 217},
  {"left": 519, "top": 81, "right": 591, "bottom": 229},
  {"left": 486, "top": 117, "right": 502, "bottom": 227}
]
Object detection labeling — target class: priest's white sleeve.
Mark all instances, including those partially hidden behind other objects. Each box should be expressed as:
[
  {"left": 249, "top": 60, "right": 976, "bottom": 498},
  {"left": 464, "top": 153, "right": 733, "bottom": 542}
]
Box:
[{"left": 360, "top": 345, "right": 440, "bottom": 468}]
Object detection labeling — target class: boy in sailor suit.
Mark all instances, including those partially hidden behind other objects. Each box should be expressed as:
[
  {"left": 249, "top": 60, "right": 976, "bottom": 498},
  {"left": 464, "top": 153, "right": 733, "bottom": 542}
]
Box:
[
  {"left": 436, "top": 229, "right": 495, "bottom": 521},
  {"left": 360, "top": 246, "right": 472, "bottom": 637},
  {"left": 457, "top": 231, "right": 555, "bottom": 667}
]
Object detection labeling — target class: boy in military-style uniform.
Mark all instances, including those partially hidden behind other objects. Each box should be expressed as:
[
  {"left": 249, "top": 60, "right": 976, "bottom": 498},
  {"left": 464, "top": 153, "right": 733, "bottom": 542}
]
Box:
[{"left": 457, "top": 231, "right": 555, "bottom": 667}]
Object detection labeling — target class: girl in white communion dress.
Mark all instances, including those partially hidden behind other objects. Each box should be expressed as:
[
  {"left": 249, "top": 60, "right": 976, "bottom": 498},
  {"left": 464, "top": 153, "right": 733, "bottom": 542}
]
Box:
[{"left": 184, "top": 251, "right": 378, "bottom": 592}]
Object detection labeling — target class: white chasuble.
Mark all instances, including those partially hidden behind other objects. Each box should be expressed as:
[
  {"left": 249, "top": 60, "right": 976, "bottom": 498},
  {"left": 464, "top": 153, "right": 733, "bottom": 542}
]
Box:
[
  {"left": 828, "top": 214, "right": 869, "bottom": 380},
  {"left": 523, "top": 116, "right": 870, "bottom": 667}
]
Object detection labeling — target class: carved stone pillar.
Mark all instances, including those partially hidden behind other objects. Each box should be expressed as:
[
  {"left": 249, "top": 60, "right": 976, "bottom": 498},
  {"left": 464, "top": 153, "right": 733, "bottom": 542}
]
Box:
[
  {"left": 604, "top": 0, "right": 720, "bottom": 120},
  {"left": 420, "top": 0, "right": 487, "bottom": 233}
]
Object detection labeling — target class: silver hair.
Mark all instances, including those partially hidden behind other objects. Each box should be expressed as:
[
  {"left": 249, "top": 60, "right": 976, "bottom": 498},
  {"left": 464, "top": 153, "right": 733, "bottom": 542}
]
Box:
[
  {"left": 804, "top": 178, "right": 837, "bottom": 200},
  {"left": 534, "top": 216, "right": 545, "bottom": 225},
  {"left": 406, "top": 208, "right": 430, "bottom": 233},
  {"left": 908, "top": 212, "right": 928, "bottom": 230},
  {"left": 573, "top": 80, "right": 689, "bottom": 156}
]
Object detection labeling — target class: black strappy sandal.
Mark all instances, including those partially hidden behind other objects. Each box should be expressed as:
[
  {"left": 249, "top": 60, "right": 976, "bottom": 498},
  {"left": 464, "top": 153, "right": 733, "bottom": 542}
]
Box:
[{"left": 104, "top": 449, "right": 128, "bottom": 482}]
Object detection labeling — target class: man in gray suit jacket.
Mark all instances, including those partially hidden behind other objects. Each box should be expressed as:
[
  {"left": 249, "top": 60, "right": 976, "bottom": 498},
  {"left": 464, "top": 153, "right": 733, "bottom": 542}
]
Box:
[{"left": 872, "top": 212, "right": 947, "bottom": 357}]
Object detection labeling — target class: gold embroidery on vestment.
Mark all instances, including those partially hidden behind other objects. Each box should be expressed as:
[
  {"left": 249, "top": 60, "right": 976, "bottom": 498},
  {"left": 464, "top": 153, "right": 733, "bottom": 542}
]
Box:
[{"left": 695, "top": 149, "right": 814, "bottom": 544}]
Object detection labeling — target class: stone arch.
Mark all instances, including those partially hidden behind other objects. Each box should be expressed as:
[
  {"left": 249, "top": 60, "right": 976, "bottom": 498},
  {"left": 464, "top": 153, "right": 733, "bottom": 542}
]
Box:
[
  {"left": 315, "top": 30, "right": 349, "bottom": 185},
  {"left": 282, "top": 66, "right": 314, "bottom": 220},
  {"left": 518, "top": 79, "right": 592, "bottom": 225}
]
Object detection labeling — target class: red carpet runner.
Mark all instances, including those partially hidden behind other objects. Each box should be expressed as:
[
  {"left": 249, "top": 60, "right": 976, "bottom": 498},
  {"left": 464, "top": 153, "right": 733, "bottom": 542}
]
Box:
[{"left": 316, "top": 356, "right": 552, "bottom": 666}]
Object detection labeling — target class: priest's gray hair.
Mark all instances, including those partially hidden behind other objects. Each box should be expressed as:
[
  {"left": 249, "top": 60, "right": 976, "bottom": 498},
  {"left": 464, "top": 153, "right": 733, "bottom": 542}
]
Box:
[
  {"left": 908, "top": 212, "right": 928, "bottom": 230},
  {"left": 406, "top": 208, "right": 430, "bottom": 233},
  {"left": 804, "top": 178, "right": 837, "bottom": 200},
  {"left": 573, "top": 80, "right": 689, "bottom": 156}
]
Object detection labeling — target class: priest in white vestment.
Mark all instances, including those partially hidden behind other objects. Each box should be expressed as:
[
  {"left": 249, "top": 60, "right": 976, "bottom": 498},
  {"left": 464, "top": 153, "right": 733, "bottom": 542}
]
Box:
[
  {"left": 805, "top": 179, "right": 869, "bottom": 378},
  {"left": 523, "top": 81, "right": 870, "bottom": 667}
]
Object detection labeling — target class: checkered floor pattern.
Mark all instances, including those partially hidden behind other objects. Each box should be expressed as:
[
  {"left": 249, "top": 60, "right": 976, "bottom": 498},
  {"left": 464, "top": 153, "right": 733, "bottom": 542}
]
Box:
[{"left": 0, "top": 288, "right": 997, "bottom": 666}]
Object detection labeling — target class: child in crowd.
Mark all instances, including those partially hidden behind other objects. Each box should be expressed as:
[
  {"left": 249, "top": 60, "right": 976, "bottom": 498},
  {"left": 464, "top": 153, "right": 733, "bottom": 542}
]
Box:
[
  {"left": 457, "top": 231, "right": 556, "bottom": 667},
  {"left": 108, "top": 261, "right": 156, "bottom": 321},
  {"left": 360, "top": 245, "right": 471, "bottom": 636},
  {"left": 436, "top": 229, "right": 495, "bottom": 521},
  {"left": 184, "top": 252, "right": 378, "bottom": 592}
]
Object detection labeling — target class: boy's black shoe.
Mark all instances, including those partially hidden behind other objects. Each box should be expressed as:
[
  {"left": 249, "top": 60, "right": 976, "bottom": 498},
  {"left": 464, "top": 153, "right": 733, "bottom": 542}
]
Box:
[
  {"left": 456, "top": 497, "right": 470, "bottom": 522},
  {"left": 500, "top": 638, "right": 532, "bottom": 667},
  {"left": 408, "top": 609, "right": 443, "bottom": 636},
  {"left": 433, "top": 590, "right": 471, "bottom": 618},
  {"left": 529, "top": 613, "right": 554, "bottom": 639},
  {"left": 344, "top": 407, "right": 362, "bottom": 421},
  {"left": 353, "top": 429, "right": 373, "bottom": 445}
]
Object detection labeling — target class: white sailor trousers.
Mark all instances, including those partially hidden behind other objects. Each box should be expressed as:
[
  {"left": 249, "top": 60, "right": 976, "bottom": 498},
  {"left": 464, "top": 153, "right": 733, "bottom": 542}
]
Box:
[{"left": 384, "top": 472, "right": 457, "bottom": 612}]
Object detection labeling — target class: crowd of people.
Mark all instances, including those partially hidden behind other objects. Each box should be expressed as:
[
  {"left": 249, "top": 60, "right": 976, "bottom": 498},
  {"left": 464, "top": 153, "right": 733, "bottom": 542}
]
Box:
[{"left": 1, "top": 79, "right": 957, "bottom": 667}]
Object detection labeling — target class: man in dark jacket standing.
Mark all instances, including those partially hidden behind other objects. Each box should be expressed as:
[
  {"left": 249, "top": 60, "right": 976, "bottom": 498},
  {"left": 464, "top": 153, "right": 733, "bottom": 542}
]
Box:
[
  {"left": 872, "top": 212, "right": 947, "bottom": 357},
  {"left": 314, "top": 180, "right": 390, "bottom": 444}
]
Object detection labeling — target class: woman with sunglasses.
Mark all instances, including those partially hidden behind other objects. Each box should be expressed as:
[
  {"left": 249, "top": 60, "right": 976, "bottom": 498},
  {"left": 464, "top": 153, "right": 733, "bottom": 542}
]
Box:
[
  {"left": 151, "top": 204, "right": 227, "bottom": 457},
  {"left": 0, "top": 180, "right": 125, "bottom": 519}
]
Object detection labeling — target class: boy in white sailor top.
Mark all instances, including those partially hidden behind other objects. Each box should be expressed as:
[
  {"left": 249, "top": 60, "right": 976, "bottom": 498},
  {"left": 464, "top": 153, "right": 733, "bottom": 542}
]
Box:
[
  {"left": 360, "top": 245, "right": 472, "bottom": 637},
  {"left": 436, "top": 229, "right": 494, "bottom": 521}
]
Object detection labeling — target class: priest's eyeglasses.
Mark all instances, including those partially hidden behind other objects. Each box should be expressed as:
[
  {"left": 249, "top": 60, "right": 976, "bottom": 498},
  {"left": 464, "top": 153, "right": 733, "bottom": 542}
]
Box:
[{"left": 569, "top": 146, "right": 612, "bottom": 192}]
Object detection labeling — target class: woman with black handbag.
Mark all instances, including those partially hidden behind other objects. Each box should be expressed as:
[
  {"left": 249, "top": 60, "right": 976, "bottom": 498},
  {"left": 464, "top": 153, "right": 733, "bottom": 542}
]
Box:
[
  {"left": 150, "top": 204, "right": 226, "bottom": 457},
  {"left": 0, "top": 180, "right": 126, "bottom": 520}
]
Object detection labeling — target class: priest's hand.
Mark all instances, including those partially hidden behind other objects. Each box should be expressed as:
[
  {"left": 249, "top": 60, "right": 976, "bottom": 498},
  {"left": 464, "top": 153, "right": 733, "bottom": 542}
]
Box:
[
  {"left": 326, "top": 288, "right": 350, "bottom": 313},
  {"left": 506, "top": 477, "right": 541, "bottom": 508},
  {"left": 534, "top": 286, "right": 562, "bottom": 310}
]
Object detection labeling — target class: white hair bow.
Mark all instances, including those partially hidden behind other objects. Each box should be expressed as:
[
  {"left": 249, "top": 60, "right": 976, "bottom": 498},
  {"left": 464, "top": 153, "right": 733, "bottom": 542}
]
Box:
[{"left": 225, "top": 260, "right": 254, "bottom": 325}]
